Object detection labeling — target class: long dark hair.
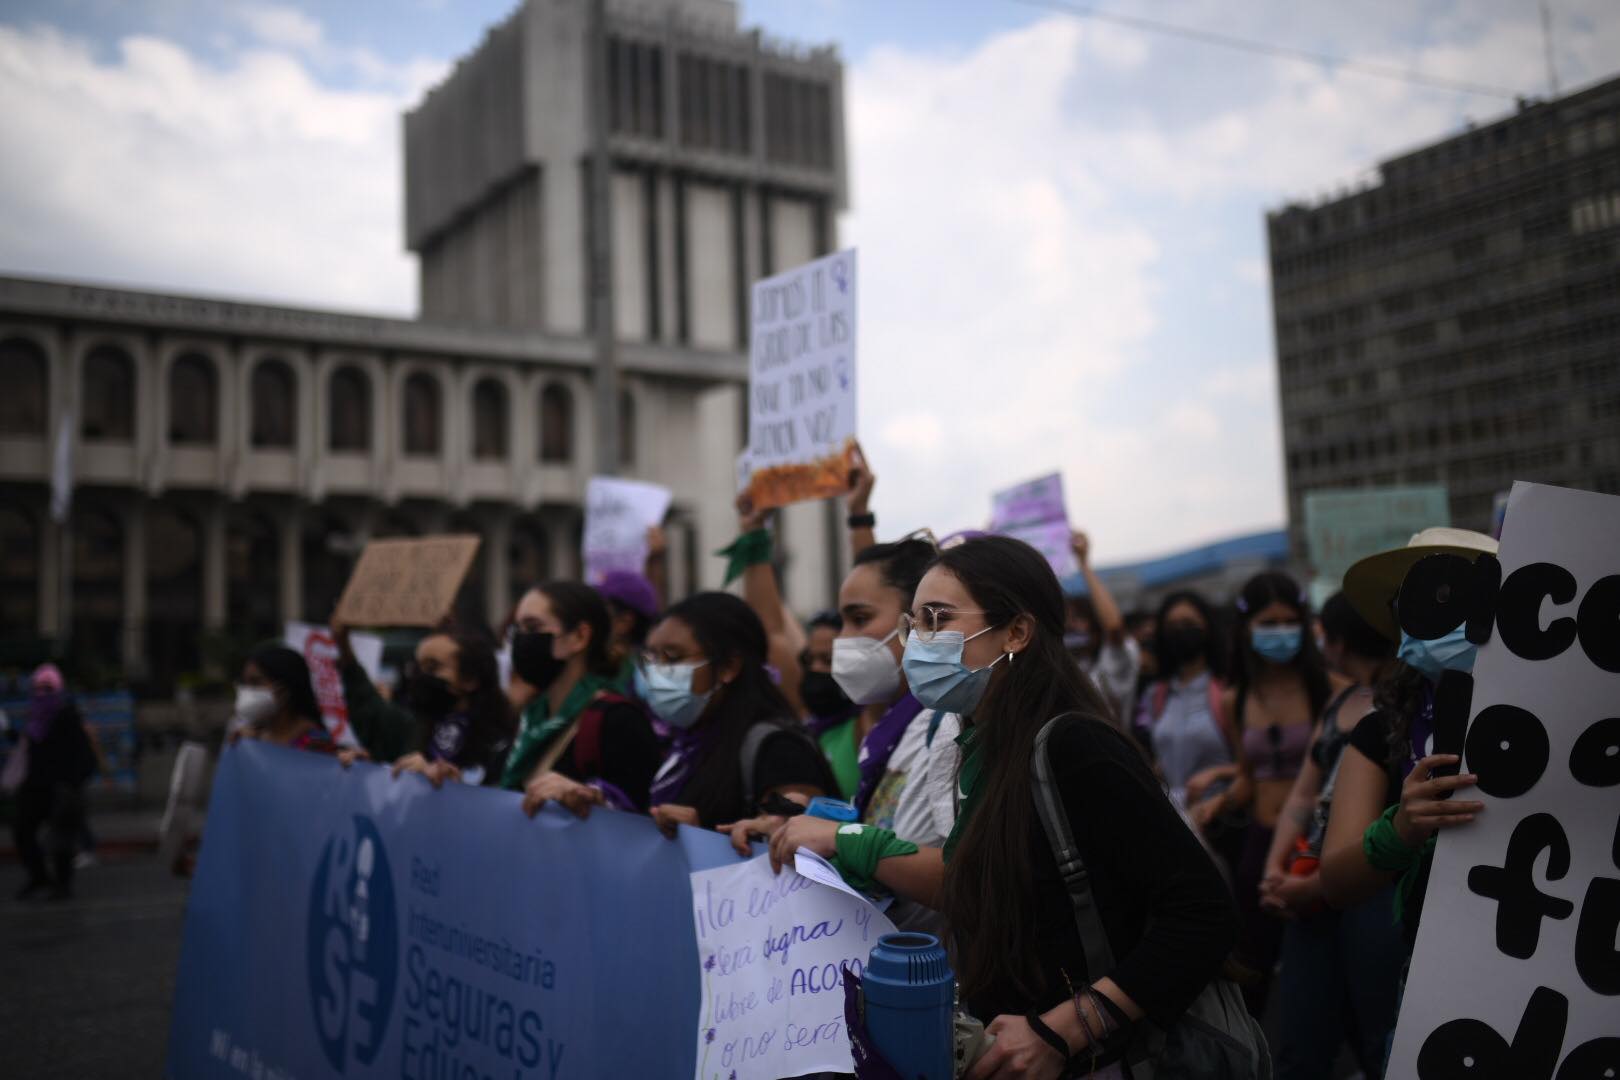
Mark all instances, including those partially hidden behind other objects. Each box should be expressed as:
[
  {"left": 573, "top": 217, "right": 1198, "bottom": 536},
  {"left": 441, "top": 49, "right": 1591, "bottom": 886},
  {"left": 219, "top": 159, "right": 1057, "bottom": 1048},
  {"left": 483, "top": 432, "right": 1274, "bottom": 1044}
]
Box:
[
  {"left": 934, "top": 536, "right": 1114, "bottom": 1005},
  {"left": 660, "top": 592, "right": 820, "bottom": 825},
  {"left": 434, "top": 617, "right": 515, "bottom": 761},
  {"left": 1230, "top": 571, "right": 1331, "bottom": 725},
  {"left": 1152, "top": 589, "right": 1226, "bottom": 679},
  {"left": 247, "top": 644, "right": 321, "bottom": 725},
  {"left": 536, "top": 580, "right": 619, "bottom": 678},
  {"left": 1373, "top": 663, "right": 1430, "bottom": 766}
]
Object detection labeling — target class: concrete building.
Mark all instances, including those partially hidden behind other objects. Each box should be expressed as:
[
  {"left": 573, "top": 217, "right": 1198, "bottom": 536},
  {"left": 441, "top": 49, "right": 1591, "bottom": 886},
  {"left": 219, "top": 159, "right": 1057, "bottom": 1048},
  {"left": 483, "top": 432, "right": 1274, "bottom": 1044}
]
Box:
[
  {"left": 0, "top": 0, "right": 850, "bottom": 693},
  {"left": 1267, "top": 74, "right": 1620, "bottom": 558}
]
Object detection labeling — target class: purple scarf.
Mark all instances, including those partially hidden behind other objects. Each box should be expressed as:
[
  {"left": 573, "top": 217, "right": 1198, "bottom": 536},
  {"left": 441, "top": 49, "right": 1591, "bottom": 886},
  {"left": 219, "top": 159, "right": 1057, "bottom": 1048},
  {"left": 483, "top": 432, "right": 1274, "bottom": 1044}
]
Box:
[
  {"left": 852, "top": 694, "right": 924, "bottom": 817},
  {"left": 26, "top": 692, "right": 65, "bottom": 743},
  {"left": 648, "top": 727, "right": 712, "bottom": 808}
]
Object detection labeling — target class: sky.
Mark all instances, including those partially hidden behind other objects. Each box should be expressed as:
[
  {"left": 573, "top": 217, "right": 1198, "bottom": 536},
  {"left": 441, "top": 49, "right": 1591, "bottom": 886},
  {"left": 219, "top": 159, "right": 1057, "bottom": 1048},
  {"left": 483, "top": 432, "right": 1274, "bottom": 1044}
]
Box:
[{"left": 1, "top": 0, "right": 1616, "bottom": 564}]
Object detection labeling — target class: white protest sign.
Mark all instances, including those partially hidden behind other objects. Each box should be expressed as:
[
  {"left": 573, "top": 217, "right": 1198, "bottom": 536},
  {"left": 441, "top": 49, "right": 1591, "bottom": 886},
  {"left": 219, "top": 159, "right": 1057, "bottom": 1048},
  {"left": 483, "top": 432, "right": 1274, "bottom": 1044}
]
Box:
[
  {"left": 583, "top": 475, "right": 672, "bottom": 583},
  {"left": 746, "top": 249, "right": 857, "bottom": 510},
  {"left": 690, "top": 854, "right": 897, "bottom": 1080},
  {"left": 283, "top": 621, "right": 384, "bottom": 748},
  {"left": 1387, "top": 482, "right": 1620, "bottom": 1076},
  {"left": 989, "top": 472, "right": 1077, "bottom": 577}
]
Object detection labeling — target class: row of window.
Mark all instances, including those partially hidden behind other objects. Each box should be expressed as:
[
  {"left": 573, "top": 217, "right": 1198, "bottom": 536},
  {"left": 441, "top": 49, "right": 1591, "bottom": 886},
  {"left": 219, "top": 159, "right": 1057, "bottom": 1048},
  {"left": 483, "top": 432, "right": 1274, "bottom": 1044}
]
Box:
[{"left": 0, "top": 338, "right": 636, "bottom": 465}]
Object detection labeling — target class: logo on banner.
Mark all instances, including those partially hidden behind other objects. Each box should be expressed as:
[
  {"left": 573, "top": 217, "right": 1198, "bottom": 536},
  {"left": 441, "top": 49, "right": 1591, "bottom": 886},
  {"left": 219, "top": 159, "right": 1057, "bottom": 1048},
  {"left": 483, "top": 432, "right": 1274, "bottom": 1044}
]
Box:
[{"left": 307, "top": 815, "right": 399, "bottom": 1071}]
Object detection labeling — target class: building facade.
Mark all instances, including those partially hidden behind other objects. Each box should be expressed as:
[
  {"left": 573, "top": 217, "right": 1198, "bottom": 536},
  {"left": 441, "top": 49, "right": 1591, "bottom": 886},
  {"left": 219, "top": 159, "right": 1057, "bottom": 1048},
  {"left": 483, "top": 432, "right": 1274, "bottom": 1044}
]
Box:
[
  {"left": 1268, "top": 74, "right": 1620, "bottom": 558},
  {"left": 0, "top": 0, "right": 850, "bottom": 693}
]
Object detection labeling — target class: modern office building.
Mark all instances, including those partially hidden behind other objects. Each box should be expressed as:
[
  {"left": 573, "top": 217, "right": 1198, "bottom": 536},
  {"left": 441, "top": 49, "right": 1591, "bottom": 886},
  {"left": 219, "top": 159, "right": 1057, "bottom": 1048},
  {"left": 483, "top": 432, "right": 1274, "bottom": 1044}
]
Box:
[
  {"left": 1267, "top": 74, "right": 1620, "bottom": 558},
  {"left": 0, "top": 0, "right": 849, "bottom": 692}
]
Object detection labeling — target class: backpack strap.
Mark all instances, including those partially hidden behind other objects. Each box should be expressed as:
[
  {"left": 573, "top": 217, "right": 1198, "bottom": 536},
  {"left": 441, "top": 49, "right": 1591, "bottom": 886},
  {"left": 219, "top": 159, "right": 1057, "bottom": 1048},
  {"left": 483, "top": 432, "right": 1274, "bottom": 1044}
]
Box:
[
  {"left": 1030, "top": 714, "right": 1117, "bottom": 984},
  {"left": 739, "top": 721, "right": 779, "bottom": 805}
]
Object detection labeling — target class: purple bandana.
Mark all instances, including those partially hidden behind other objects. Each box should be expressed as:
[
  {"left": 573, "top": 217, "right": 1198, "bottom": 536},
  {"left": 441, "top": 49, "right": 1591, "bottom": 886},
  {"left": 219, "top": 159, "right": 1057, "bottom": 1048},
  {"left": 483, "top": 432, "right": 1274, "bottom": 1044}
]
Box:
[
  {"left": 25, "top": 691, "right": 65, "bottom": 743},
  {"left": 426, "top": 713, "right": 470, "bottom": 765},
  {"left": 852, "top": 694, "right": 924, "bottom": 817},
  {"left": 648, "top": 727, "right": 712, "bottom": 807}
]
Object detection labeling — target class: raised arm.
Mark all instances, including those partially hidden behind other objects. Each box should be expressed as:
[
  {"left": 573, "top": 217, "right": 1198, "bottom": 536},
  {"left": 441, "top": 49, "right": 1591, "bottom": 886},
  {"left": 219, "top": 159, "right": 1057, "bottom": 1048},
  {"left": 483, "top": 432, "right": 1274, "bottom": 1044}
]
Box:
[
  {"left": 846, "top": 443, "right": 877, "bottom": 556},
  {"left": 1072, "top": 530, "right": 1124, "bottom": 642},
  {"left": 733, "top": 495, "right": 806, "bottom": 716}
]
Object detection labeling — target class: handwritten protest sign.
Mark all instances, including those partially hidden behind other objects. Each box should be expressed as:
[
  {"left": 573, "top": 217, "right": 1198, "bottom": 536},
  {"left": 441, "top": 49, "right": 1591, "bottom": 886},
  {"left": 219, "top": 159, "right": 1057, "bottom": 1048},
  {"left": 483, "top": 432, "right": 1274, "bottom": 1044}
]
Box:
[
  {"left": 1387, "top": 482, "right": 1620, "bottom": 1076},
  {"left": 332, "top": 535, "right": 480, "bottom": 628},
  {"left": 1304, "top": 485, "right": 1448, "bottom": 607},
  {"left": 746, "top": 249, "right": 857, "bottom": 510},
  {"left": 583, "top": 476, "right": 672, "bottom": 583},
  {"left": 690, "top": 853, "right": 896, "bottom": 1080},
  {"left": 989, "top": 473, "right": 1077, "bottom": 577},
  {"left": 284, "top": 621, "right": 384, "bottom": 748}
]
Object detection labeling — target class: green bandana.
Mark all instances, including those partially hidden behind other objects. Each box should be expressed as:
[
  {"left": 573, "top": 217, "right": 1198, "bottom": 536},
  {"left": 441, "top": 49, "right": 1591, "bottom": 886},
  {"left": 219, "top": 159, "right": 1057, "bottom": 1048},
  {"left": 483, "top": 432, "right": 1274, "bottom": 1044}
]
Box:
[
  {"left": 942, "top": 723, "right": 985, "bottom": 864},
  {"left": 717, "top": 528, "right": 772, "bottom": 585},
  {"left": 499, "top": 673, "right": 615, "bottom": 790}
]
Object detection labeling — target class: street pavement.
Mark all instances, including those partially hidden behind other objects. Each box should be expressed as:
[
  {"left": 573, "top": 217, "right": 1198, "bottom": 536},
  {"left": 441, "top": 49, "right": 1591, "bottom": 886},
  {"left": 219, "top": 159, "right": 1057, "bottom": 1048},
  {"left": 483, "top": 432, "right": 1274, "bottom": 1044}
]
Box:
[{"left": 2, "top": 849, "right": 189, "bottom": 1078}]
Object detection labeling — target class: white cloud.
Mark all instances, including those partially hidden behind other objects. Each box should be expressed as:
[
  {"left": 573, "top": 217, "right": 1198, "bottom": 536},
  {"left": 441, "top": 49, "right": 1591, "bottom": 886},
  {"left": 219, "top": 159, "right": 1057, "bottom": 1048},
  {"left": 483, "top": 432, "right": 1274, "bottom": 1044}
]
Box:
[
  {"left": 238, "top": 4, "right": 323, "bottom": 52},
  {"left": 0, "top": 21, "right": 424, "bottom": 313}
]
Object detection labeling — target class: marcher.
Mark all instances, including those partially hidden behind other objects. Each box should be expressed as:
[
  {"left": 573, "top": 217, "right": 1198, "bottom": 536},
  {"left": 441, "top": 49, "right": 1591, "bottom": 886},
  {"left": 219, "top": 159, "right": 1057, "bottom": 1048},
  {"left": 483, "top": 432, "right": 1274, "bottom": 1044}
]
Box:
[
  {"left": 231, "top": 645, "right": 338, "bottom": 753},
  {"left": 1062, "top": 530, "right": 1139, "bottom": 730},
  {"left": 598, "top": 568, "right": 661, "bottom": 693},
  {"left": 770, "top": 537, "right": 1238, "bottom": 1076},
  {"left": 1318, "top": 530, "right": 1497, "bottom": 1066},
  {"left": 1261, "top": 592, "right": 1405, "bottom": 1078},
  {"left": 334, "top": 616, "right": 513, "bottom": 786},
  {"left": 638, "top": 592, "right": 836, "bottom": 833},
  {"left": 797, "top": 609, "right": 855, "bottom": 744},
  {"left": 501, "top": 581, "right": 661, "bottom": 815},
  {"left": 12, "top": 664, "right": 98, "bottom": 900},
  {"left": 1221, "top": 571, "right": 1344, "bottom": 1017}
]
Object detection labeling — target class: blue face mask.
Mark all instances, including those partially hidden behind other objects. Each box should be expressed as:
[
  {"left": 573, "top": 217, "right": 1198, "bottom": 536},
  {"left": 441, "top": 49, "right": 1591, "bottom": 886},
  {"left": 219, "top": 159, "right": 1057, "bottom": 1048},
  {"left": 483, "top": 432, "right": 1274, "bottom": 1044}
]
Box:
[
  {"left": 1397, "top": 624, "right": 1477, "bottom": 681},
  {"left": 634, "top": 660, "right": 712, "bottom": 730},
  {"left": 901, "top": 625, "right": 1007, "bottom": 715},
  {"left": 1250, "top": 624, "right": 1303, "bottom": 664}
]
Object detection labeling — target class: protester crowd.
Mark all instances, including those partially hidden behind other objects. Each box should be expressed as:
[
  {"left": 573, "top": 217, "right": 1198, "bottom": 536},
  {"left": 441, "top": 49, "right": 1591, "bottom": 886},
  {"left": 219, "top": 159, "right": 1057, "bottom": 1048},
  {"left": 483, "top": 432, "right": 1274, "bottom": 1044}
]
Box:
[{"left": 11, "top": 443, "right": 1514, "bottom": 1079}]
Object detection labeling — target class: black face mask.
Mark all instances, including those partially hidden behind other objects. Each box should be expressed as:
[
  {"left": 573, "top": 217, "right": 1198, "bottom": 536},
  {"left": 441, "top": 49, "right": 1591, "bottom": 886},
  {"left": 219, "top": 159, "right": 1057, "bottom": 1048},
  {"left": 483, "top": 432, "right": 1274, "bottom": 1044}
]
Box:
[
  {"left": 403, "top": 672, "right": 458, "bottom": 719},
  {"left": 512, "top": 631, "right": 566, "bottom": 691},
  {"left": 1160, "top": 625, "right": 1210, "bottom": 669},
  {"left": 801, "top": 670, "right": 853, "bottom": 719}
]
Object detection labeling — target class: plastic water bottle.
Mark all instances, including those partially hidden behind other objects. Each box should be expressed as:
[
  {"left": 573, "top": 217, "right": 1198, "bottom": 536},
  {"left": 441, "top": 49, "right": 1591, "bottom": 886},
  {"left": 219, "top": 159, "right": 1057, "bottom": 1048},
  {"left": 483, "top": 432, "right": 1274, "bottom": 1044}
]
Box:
[{"left": 863, "top": 932, "right": 954, "bottom": 1080}]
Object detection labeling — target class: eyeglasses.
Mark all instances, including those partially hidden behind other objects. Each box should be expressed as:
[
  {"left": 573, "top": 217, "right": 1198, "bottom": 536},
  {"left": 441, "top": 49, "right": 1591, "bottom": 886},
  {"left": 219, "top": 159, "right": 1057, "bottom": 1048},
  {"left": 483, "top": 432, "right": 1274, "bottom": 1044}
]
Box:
[{"left": 898, "top": 605, "right": 991, "bottom": 644}]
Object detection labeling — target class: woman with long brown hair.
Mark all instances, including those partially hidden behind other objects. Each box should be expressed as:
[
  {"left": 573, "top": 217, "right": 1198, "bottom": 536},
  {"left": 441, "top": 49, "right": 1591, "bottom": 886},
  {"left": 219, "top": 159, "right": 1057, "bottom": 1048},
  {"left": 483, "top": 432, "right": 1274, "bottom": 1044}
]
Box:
[{"left": 770, "top": 536, "right": 1235, "bottom": 1077}]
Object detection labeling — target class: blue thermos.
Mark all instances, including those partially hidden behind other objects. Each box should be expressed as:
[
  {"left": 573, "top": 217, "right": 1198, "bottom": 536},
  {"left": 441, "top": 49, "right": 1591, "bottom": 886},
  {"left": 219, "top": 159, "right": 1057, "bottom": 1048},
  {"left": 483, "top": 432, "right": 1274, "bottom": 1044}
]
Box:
[{"left": 863, "top": 932, "right": 955, "bottom": 1080}]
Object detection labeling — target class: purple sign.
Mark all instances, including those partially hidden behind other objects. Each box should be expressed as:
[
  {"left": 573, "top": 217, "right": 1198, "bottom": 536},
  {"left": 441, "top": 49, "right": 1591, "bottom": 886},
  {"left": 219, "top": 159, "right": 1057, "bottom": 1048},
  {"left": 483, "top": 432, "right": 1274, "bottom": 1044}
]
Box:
[{"left": 989, "top": 473, "right": 1076, "bottom": 576}]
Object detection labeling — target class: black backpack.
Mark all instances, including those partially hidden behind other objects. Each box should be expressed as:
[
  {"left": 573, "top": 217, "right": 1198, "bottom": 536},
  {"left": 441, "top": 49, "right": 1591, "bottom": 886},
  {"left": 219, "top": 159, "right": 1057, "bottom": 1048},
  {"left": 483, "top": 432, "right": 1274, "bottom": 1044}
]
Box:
[{"left": 1030, "top": 714, "right": 1272, "bottom": 1080}]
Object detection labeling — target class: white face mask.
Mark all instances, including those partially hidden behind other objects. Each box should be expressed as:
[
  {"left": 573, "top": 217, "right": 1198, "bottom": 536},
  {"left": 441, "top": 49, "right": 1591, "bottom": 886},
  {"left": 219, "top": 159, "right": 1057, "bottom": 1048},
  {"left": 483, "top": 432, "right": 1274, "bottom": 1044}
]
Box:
[
  {"left": 234, "top": 685, "right": 279, "bottom": 728},
  {"left": 831, "top": 628, "right": 903, "bottom": 706}
]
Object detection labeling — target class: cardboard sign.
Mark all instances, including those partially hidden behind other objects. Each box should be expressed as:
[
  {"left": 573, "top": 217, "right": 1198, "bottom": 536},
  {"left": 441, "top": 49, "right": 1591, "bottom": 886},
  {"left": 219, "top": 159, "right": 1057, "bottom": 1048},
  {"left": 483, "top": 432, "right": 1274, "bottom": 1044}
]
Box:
[
  {"left": 745, "top": 249, "right": 858, "bottom": 510},
  {"left": 989, "top": 472, "right": 1077, "bottom": 577},
  {"left": 690, "top": 852, "right": 896, "bottom": 1080},
  {"left": 1386, "top": 482, "right": 1620, "bottom": 1076},
  {"left": 284, "top": 621, "right": 385, "bottom": 748},
  {"left": 583, "top": 476, "right": 672, "bottom": 584},
  {"left": 332, "top": 535, "right": 480, "bottom": 628},
  {"left": 1304, "top": 485, "right": 1448, "bottom": 606}
]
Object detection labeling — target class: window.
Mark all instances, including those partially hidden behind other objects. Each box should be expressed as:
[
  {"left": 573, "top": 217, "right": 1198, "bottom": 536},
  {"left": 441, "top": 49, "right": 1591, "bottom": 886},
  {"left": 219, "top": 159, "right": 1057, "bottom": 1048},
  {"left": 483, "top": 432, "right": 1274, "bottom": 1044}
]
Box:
[
  {"left": 540, "top": 383, "right": 573, "bottom": 463},
  {"left": 251, "top": 360, "right": 297, "bottom": 448},
  {"left": 328, "top": 367, "right": 371, "bottom": 452},
  {"left": 403, "top": 372, "right": 442, "bottom": 456},
  {"left": 81, "top": 345, "right": 135, "bottom": 440},
  {"left": 168, "top": 353, "right": 216, "bottom": 445},
  {"left": 0, "top": 336, "right": 48, "bottom": 436},
  {"left": 618, "top": 389, "right": 636, "bottom": 466},
  {"left": 471, "top": 379, "right": 508, "bottom": 460}
]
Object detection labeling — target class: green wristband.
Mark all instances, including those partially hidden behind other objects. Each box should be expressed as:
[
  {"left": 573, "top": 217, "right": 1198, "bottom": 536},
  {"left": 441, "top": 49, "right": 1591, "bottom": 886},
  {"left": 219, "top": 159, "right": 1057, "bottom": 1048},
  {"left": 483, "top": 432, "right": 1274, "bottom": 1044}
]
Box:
[
  {"left": 717, "top": 528, "right": 772, "bottom": 585},
  {"left": 830, "top": 824, "right": 918, "bottom": 893},
  {"left": 1362, "top": 804, "right": 1435, "bottom": 926}
]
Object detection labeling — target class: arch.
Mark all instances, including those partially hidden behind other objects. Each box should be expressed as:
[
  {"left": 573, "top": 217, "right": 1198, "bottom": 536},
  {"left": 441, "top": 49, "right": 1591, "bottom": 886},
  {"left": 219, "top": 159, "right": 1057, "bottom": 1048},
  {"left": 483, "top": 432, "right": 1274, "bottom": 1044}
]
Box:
[
  {"left": 250, "top": 358, "right": 297, "bottom": 448},
  {"left": 0, "top": 336, "right": 48, "bottom": 436},
  {"left": 81, "top": 344, "right": 135, "bottom": 441},
  {"left": 0, "top": 503, "right": 39, "bottom": 639},
  {"left": 539, "top": 382, "right": 574, "bottom": 463},
  {"left": 328, "top": 365, "right": 372, "bottom": 452},
  {"left": 71, "top": 507, "right": 124, "bottom": 670},
  {"left": 226, "top": 509, "right": 280, "bottom": 647},
  {"left": 471, "top": 377, "right": 509, "bottom": 460},
  {"left": 618, "top": 388, "right": 637, "bottom": 467},
  {"left": 403, "top": 371, "right": 442, "bottom": 456},
  {"left": 168, "top": 352, "right": 217, "bottom": 445},
  {"left": 146, "top": 503, "right": 204, "bottom": 691}
]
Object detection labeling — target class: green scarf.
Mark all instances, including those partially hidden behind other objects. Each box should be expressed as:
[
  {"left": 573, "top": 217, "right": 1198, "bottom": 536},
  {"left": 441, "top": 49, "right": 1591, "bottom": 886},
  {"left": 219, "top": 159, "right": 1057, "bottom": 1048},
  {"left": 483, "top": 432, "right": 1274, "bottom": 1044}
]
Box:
[
  {"left": 499, "top": 673, "right": 615, "bottom": 790},
  {"left": 942, "top": 723, "right": 985, "bottom": 864}
]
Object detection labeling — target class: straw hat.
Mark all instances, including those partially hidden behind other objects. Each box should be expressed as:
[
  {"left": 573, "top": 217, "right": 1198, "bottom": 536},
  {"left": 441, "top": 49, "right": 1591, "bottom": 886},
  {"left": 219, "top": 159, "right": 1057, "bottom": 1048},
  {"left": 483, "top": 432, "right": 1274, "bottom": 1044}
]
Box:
[{"left": 1343, "top": 527, "right": 1499, "bottom": 642}]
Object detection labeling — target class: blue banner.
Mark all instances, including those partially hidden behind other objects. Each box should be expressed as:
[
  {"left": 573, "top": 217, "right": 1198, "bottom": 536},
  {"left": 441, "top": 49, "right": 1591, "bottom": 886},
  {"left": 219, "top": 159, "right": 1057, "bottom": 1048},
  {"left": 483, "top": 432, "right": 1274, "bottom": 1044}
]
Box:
[{"left": 167, "top": 741, "right": 750, "bottom": 1079}]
